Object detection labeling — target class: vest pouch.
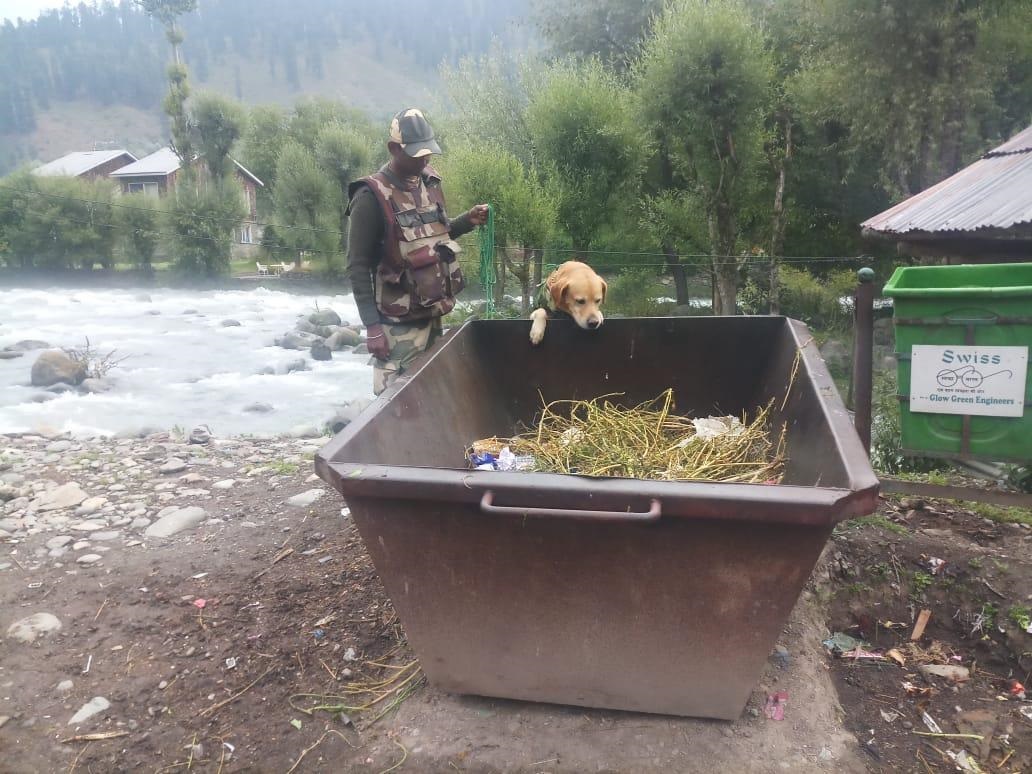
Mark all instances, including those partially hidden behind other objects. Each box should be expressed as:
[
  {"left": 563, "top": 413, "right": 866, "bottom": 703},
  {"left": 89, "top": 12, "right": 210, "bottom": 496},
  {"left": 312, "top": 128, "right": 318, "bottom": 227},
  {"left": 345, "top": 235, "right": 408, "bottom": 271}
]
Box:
[
  {"left": 406, "top": 244, "right": 449, "bottom": 307},
  {"left": 436, "top": 239, "right": 466, "bottom": 296}
]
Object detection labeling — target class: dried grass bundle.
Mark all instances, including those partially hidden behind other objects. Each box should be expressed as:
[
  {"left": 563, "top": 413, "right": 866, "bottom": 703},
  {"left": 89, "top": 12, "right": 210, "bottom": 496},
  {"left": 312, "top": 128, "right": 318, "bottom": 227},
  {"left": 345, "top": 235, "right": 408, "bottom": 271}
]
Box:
[{"left": 471, "top": 389, "right": 787, "bottom": 483}]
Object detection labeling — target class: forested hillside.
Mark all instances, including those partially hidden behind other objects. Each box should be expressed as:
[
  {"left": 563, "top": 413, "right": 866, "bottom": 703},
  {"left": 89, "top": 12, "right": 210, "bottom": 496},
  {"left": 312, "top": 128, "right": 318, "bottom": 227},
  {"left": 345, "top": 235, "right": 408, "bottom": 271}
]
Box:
[{"left": 0, "top": 0, "right": 532, "bottom": 173}]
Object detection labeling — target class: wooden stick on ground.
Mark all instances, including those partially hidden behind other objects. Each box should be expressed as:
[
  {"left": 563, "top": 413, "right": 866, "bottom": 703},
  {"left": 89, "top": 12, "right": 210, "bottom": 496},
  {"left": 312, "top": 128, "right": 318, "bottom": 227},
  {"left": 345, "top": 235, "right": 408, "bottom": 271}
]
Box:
[{"left": 910, "top": 609, "right": 932, "bottom": 641}]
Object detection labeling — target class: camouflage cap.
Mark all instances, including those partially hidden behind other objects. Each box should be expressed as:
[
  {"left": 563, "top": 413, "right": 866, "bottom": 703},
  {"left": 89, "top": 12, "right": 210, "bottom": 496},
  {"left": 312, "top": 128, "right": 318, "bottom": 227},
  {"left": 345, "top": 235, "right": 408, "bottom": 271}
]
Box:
[{"left": 388, "top": 108, "right": 442, "bottom": 158}]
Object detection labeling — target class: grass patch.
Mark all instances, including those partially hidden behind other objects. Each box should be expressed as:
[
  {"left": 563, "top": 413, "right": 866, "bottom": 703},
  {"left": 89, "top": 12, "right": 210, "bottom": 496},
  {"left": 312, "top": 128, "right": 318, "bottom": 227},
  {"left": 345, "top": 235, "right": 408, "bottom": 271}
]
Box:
[
  {"left": 966, "top": 502, "right": 1032, "bottom": 526},
  {"left": 1008, "top": 605, "right": 1031, "bottom": 631},
  {"left": 268, "top": 459, "right": 300, "bottom": 476},
  {"left": 839, "top": 515, "right": 908, "bottom": 535},
  {"left": 911, "top": 571, "right": 934, "bottom": 594}
]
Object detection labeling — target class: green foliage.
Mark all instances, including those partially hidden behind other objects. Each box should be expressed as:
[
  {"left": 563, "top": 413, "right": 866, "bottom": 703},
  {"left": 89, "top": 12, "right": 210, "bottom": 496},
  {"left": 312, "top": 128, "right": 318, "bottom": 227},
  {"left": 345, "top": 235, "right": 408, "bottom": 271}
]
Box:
[
  {"left": 272, "top": 141, "right": 338, "bottom": 270},
  {"left": 526, "top": 60, "right": 641, "bottom": 252},
  {"left": 315, "top": 122, "right": 375, "bottom": 252},
  {"left": 870, "top": 370, "right": 948, "bottom": 475},
  {"left": 740, "top": 266, "right": 854, "bottom": 329},
  {"left": 115, "top": 195, "right": 162, "bottom": 270},
  {"left": 1009, "top": 606, "right": 1031, "bottom": 631},
  {"left": 531, "top": 0, "right": 663, "bottom": 71},
  {"left": 191, "top": 93, "right": 247, "bottom": 178},
  {"left": 911, "top": 571, "right": 933, "bottom": 594},
  {"left": 840, "top": 515, "right": 908, "bottom": 536},
  {"left": 241, "top": 105, "right": 289, "bottom": 201},
  {"left": 165, "top": 182, "right": 244, "bottom": 277},
  {"left": 604, "top": 269, "right": 666, "bottom": 318}
]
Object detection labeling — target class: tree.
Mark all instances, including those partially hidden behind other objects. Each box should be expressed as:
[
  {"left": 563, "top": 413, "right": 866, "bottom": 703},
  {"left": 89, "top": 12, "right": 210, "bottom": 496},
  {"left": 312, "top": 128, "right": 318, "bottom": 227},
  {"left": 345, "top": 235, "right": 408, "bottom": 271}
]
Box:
[
  {"left": 116, "top": 195, "right": 162, "bottom": 272},
  {"left": 526, "top": 60, "right": 641, "bottom": 253},
  {"left": 272, "top": 141, "right": 337, "bottom": 270},
  {"left": 191, "top": 93, "right": 247, "bottom": 179},
  {"left": 241, "top": 104, "right": 289, "bottom": 211},
  {"left": 315, "top": 123, "right": 374, "bottom": 254},
  {"left": 635, "top": 0, "right": 773, "bottom": 315},
  {"left": 532, "top": 0, "right": 663, "bottom": 71},
  {"left": 165, "top": 182, "right": 244, "bottom": 277}
]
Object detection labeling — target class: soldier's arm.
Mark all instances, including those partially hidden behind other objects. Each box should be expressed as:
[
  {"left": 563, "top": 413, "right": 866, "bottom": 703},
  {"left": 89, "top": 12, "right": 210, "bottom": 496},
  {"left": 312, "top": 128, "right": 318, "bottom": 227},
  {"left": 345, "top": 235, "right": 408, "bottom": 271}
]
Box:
[
  {"left": 448, "top": 210, "right": 475, "bottom": 239},
  {"left": 346, "top": 188, "right": 385, "bottom": 328}
]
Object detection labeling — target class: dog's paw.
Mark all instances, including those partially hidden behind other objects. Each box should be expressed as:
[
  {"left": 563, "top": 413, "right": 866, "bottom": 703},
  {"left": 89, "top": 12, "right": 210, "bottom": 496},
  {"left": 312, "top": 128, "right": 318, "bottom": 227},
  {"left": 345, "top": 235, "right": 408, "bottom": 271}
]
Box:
[{"left": 529, "top": 312, "right": 546, "bottom": 346}]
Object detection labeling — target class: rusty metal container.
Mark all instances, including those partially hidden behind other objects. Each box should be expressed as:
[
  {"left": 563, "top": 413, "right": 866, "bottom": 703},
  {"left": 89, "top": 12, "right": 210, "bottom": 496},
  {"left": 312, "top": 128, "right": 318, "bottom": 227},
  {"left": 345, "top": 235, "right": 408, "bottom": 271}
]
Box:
[{"left": 315, "top": 317, "right": 878, "bottom": 720}]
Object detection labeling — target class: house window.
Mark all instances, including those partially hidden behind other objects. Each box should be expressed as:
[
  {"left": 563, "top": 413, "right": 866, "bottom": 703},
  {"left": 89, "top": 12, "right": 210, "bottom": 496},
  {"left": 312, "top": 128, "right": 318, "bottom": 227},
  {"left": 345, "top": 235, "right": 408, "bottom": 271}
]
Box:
[
  {"left": 127, "top": 182, "right": 159, "bottom": 196},
  {"left": 240, "top": 224, "right": 253, "bottom": 244}
]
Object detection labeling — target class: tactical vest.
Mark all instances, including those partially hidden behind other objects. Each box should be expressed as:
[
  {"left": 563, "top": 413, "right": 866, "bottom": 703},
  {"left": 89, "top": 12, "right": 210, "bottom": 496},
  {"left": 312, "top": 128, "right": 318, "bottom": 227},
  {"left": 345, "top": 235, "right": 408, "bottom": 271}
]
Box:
[{"left": 353, "top": 165, "right": 465, "bottom": 324}]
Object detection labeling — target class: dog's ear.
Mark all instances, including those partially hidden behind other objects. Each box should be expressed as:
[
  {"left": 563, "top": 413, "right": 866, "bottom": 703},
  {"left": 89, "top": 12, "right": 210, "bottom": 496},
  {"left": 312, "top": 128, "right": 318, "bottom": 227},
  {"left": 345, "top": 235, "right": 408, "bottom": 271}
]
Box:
[
  {"left": 548, "top": 273, "right": 569, "bottom": 309},
  {"left": 598, "top": 276, "right": 608, "bottom": 303}
]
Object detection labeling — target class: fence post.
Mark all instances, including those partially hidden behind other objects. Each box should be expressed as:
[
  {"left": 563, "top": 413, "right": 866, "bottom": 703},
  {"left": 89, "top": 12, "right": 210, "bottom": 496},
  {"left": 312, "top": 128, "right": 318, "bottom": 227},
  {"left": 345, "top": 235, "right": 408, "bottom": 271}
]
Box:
[{"left": 852, "top": 267, "right": 875, "bottom": 453}]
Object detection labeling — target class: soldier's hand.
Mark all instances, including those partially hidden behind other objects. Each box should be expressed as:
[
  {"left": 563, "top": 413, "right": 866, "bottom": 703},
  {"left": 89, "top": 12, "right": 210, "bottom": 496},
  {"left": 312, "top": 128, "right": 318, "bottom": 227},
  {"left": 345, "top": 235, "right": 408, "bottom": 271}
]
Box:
[
  {"left": 468, "top": 204, "right": 489, "bottom": 226},
  {"left": 366, "top": 323, "right": 391, "bottom": 361}
]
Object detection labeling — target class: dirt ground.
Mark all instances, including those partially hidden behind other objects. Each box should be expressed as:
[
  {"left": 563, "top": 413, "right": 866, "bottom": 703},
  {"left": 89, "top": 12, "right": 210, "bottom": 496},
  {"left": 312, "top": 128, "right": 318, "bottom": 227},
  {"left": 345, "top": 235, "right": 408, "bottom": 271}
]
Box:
[{"left": 1, "top": 433, "right": 1029, "bottom": 773}]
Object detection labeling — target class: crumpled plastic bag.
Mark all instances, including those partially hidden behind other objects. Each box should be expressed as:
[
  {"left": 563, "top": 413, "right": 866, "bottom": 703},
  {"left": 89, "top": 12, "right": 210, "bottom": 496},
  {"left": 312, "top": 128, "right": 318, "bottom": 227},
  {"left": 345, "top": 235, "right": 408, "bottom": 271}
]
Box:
[{"left": 496, "top": 446, "right": 535, "bottom": 472}]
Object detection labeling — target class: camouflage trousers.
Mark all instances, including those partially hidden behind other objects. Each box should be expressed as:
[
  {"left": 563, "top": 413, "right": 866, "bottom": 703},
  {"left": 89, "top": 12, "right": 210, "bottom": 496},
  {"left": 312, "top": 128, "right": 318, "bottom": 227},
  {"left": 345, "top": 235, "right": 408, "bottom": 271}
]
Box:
[{"left": 371, "top": 318, "right": 442, "bottom": 395}]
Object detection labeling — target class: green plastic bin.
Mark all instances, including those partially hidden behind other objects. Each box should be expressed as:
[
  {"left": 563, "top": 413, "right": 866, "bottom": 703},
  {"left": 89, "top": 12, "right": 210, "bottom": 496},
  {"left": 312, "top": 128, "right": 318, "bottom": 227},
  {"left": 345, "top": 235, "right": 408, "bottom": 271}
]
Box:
[{"left": 883, "top": 262, "right": 1032, "bottom": 462}]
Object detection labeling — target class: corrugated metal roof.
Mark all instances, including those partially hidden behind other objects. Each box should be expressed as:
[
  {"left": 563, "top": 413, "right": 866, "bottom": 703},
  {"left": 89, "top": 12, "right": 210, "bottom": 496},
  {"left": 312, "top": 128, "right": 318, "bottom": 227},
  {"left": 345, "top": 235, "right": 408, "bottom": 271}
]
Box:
[
  {"left": 109, "top": 147, "right": 182, "bottom": 177},
  {"left": 862, "top": 124, "right": 1032, "bottom": 236},
  {"left": 33, "top": 149, "right": 136, "bottom": 177}
]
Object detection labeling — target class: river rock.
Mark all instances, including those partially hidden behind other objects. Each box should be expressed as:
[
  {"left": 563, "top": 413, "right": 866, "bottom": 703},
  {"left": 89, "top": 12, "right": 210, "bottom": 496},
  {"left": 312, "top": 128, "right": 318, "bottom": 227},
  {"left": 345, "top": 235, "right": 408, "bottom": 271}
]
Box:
[
  {"left": 275, "top": 331, "right": 319, "bottom": 351},
  {"left": 188, "top": 426, "right": 212, "bottom": 445},
  {"left": 77, "top": 496, "right": 107, "bottom": 515},
  {"left": 145, "top": 506, "right": 208, "bottom": 538},
  {"left": 325, "top": 399, "right": 372, "bottom": 434},
  {"left": 7, "top": 613, "right": 62, "bottom": 643},
  {"left": 244, "top": 402, "right": 274, "bottom": 413},
  {"left": 31, "top": 350, "right": 86, "bottom": 387},
  {"left": 79, "top": 377, "right": 114, "bottom": 394},
  {"left": 0, "top": 351, "right": 23, "bottom": 360},
  {"left": 5, "top": 340, "right": 50, "bottom": 352},
  {"left": 286, "top": 489, "right": 324, "bottom": 508},
  {"left": 35, "top": 482, "right": 88, "bottom": 512},
  {"left": 68, "top": 697, "right": 110, "bottom": 725},
  {"left": 46, "top": 535, "right": 73, "bottom": 550},
  {"left": 212, "top": 479, "right": 236, "bottom": 490},
  {"left": 221, "top": 319, "right": 242, "bottom": 327},
  {"left": 76, "top": 553, "right": 102, "bottom": 565},
  {"left": 159, "top": 458, "right": 187, "bottom": 474},
  {"left": 326, "top": 327, "right": 362, "bottom": 349},
  {"left": 311, "top": 341, "right": 332, "bottom": 361},
  {"left": 284, "top": 359, "right": 309, "bottom": 374},
  {"left": 309, "top": 309, "right": 342, "bottom": 327}
]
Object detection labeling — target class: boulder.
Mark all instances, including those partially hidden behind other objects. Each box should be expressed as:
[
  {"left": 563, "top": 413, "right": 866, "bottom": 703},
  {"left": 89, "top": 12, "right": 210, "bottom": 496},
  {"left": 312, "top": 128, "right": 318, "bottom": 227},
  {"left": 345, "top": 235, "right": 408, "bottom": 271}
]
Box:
[
  {"left": 309, "top": 309, "right": 342, "bottom": 327},
  {"left": 295, "top": 319, "right": 320, "bottom": 335},
  {"left": 325, "top": 399, "right": 373, "bottom": 434},
  {"left": 188, "top": 425, "right": 212, "bottom": 445},
  {"left": 326, "top": 328, "right": 362, "bottom": 349},
  {"left": 221, "top": 319, "right": 242, "bottom": 328},
  {"left": 275, "top": 331, "right": 319, "bottom": 351},
  {"left": 284, "top": 359, "right": 309, "bottom": 374},
  {"left": 31, "top": 350, "right": 86, "bottom": 387},
  {"left": 243, "top": 402, "right": 274, "bottom": 414},
  {"left": 79, "top": 377, "right": 114, "bottom": 394},
  {"left": 311, "top": 341, "right": 333, "bottom": 361},
  {"left": 5, "top": 340, "right": 50, "bottom": 352},
  {"left": 0, "top": 351, "right": 23, "bottom": 360}
]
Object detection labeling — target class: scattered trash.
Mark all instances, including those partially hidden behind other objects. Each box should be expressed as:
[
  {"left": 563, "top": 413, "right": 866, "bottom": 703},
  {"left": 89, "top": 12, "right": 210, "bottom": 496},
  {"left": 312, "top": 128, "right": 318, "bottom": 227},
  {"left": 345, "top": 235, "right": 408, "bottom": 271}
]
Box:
[
  {"left": 917, "top": 664, "right": 970, "bottom": 683},
  {"left": 948, "top": 750, "right": 985, "bottom": 773},
  {"left": 82, "top": 654, "right": 92, "bottom": 675},
  {"left": 902, "top": 681, "right": 932, "bottom": 698},
  {"left": 290, "top": 718, "right": 303, "bottom": 731},
  {"left": 841, "top": 647, "right": 886, "bottom": 660},
  {"left": 318, "top": 556, "right": 333, "bottom": 564},
  {"left": 313, "top": 614, "right": 336, "bottom": 627},
  {"left": 926, "top": 557, "right": 946, "bottom": 575},
  {"left": 343, "top": 647, "right": 357, "bottom": 661},
  {"left": 772, "top": 646, "right": 791, "bottom": 669},
  {"left": 467, "top": 446, "right": 536, "bottom": 472},
  {"left": 822, "top": 632, "right": 862, "bottom": 655},
  {"left": 191, "top": 572, "right": 208, "bottom": 580},
  {"left": 921, "top": 711, "right": 943, "bottom": 734},
  {"left": 1020, "top": 706, "right": 1032, "bottom": 721},
  {"left": 225, "top": 657, "right": 237, "bottom": 670},
  {"left": 313, "top": 629, "right": 325, "bottom": 640},
  {"left": 879, "top": 709, "right": 900, "bottom": 723},
  {"left": 193, "top": 598, "right": 207, "bottom": 609},
  {"left": 1008, "top": 679, "right": 1026, "bottom": 699},
  {"left": 763, "top": 691, "right": 788, "bottom": 721},
  {"left": 910, "top": 609, "right": 932, "bottom": 641},
  {"left": 885, "top": 648, "right": 906, "bottom": 667}
]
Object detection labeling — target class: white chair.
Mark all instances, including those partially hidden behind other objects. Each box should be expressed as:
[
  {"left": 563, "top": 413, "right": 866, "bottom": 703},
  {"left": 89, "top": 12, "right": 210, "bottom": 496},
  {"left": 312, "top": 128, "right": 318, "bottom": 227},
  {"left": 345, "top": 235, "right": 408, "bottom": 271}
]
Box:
[
  {"left": 280, "top": 262, "right": 293, "bottom": 274},
  {"left": 256, "top": 262, "right": 269, "bottom": 276}
]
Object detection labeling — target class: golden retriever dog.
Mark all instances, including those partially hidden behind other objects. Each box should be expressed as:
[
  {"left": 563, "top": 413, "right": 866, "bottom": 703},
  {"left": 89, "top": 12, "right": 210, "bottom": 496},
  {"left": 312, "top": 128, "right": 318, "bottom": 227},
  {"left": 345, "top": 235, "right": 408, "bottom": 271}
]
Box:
[{"left": 529, "top": 260, "right": 607, "bottom": 345}]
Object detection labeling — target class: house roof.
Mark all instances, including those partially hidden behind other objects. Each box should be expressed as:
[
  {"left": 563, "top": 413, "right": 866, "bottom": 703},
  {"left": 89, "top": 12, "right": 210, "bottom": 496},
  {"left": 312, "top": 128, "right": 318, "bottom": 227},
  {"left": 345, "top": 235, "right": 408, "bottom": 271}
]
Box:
[
  {"left": 109, "top": 147, "right": 182, "bottom": 178},
  {"left": 109, "top": 147, "right": 263, "bottom": 186},
  {"left": 861, "top": 124, "right": 1032, "bottom": 237},
  {"left": 33, "top": 149, "right": 137, "bottom": 177}
]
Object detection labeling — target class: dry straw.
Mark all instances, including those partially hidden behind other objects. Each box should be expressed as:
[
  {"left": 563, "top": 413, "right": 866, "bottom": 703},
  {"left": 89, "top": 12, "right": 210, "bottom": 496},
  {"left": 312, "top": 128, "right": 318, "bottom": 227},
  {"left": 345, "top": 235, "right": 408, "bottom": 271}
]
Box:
[{"left": 471, "top": 389, "right": 787, "bottom": 483}]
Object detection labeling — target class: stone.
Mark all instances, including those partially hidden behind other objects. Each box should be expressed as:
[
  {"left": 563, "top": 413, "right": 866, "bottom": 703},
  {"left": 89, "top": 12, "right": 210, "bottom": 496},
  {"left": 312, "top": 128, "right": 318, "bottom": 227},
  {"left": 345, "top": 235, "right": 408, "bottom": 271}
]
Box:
[
  {"left": 46, "top": 439, "right": 74, "bottom": 452},
  {"left": 284, "top": 358, "right": 309, "bottom": 374},
  {"left": 220, "top": 319, "right": 242, "bottom": 327},
  {"left": 0, "top": 351, "right": 23, "bottom": 360},
  {"left": 72, "top": 540, "right": 91, "bottom": 551},
  {"left": 56, "top": 680, "right": 74, "bottom": 693},
  {"left": 29, "top": 393, "right": 55, "bottom": 403},
  {"left": 325, "top": 400, "right": 373, "bottom": 434},
  {"left": 288, "top": 424, "right": 321, "bottom": 439},
  {"left": 35, "top": 482, "right": 88, "bottom": 512},
  {"left": 275, "top": 332, "right": 318, "bottom": 351},
  {"left": 31, "top": 350, "right": 87, "bottom": 387},
  {"left": 0, "top": 486, "right": 18, "bottom": 503},
  {"left": 91, "top": 531, "right": 121, "bottom": 541},
  {"left": 76, "top": 554, "right": 102, "bottom": 565},
  {"left": 5, "top": 339, "right": 50, "bottom": 352},
  {"left": 326, "top": 327, "right": 362, "bottom": 349},
  {"left": 159, "top": 458, "right": 187, "bottom": 475},
  {"left": 295, "top": 318, "right": 321, "bottom": 335},
  {"left": 243, "top": 403, "right": 274, "bottom": 414},
  {"left": 46, "top": 535, "right": 73, "bottom": 550},
  {"left": 286, "top": 489, "right": 324, "bottom": 508},
  {"left": 352, "top": 343, "right": 369, "bottom": 355},
  {"left": 309, "top": 309, "right": 342, "bottom": 327},
  {"left": 7, "top": 613, "right": 62, "bottom": 643},
  {"left": 145, "top": 506, "right": 209, "bottom": 538},
  {"left": 79, "top": 378, "right": 114, "bottom": 394},
  {"left": 70, "top": 520, "right": 105, "bottom": 532},
  {"left": 77, "top": 496, "right": 107, "bottom": 515},
  {"left": 131, "top": 517, "right": 151, "bottom": 529},
  {"left": 188, "top": 426, "right": 212, "bottom": 445},
  {"left": 311, "top": 341, "right": 333, "bottom": 362},
  {"left": 212, "top": 479, "right": 236, "bottom": 490},
  {"left": 68, "top": 697, "right": 110, "bottom": 725}
]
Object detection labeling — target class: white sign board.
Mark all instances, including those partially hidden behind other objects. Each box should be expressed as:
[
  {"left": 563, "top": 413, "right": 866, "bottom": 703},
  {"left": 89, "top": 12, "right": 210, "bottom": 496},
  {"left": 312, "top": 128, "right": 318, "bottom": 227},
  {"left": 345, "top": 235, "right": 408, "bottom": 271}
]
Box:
[{"left": 910, "top": 345, "right": 1028, "bottom": 417}]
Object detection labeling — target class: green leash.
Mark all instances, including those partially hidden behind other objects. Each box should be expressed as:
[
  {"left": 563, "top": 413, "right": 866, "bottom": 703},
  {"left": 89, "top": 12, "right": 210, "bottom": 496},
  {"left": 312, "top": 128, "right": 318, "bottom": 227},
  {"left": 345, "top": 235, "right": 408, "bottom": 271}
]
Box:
[{"left": 477, "top": 205, "right": 496, "bottom": 318}]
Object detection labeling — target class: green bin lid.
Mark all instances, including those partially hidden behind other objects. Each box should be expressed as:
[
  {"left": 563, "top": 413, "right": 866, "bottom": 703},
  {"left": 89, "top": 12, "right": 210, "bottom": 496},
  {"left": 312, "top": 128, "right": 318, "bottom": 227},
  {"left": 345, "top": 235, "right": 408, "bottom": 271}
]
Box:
[{"left": 883, "top": 262, "right": 1032, "bottom": 298}]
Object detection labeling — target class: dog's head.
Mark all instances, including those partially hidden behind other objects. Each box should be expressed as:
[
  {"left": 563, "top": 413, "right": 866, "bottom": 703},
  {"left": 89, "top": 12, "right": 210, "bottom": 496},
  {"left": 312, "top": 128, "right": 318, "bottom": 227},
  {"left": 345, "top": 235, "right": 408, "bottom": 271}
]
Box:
[{"left": 549, "top": 261, "right": 607, "bottom": 330}]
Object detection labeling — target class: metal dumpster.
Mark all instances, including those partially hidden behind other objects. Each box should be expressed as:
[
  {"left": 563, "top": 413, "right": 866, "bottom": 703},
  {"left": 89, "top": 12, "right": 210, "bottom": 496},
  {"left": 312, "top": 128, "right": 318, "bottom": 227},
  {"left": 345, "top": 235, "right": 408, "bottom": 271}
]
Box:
[{"left": 315, "top": 317, "right": 879, "bottom": 720}]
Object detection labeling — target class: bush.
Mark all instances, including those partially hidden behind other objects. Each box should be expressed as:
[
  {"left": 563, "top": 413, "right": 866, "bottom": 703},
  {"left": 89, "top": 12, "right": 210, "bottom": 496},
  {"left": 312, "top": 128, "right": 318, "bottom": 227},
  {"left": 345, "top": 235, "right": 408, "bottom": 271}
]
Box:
[
  {"left": 605, "top": 268, "right": 667, "bottom": 317},
  {"left": 741, "top": 266, "right": 855, "bottom": 330},
  {"left": 870, "top": 370, "right": 947, "bottom": 475}
]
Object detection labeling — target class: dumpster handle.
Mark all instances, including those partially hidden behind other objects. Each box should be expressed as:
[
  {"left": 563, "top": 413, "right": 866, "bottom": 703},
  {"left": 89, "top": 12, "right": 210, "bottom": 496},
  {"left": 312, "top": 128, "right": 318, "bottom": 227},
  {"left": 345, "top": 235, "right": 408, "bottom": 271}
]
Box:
[{"left": 480, "top": 491, "right": 661, "bottom": 522}]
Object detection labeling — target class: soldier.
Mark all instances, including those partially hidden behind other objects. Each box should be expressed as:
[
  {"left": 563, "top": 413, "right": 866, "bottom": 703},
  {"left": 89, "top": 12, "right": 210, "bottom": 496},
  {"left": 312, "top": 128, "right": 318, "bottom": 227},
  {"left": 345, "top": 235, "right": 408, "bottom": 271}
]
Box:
[{"left": 347, "top": 108, "right": 488, "bottom": 395}]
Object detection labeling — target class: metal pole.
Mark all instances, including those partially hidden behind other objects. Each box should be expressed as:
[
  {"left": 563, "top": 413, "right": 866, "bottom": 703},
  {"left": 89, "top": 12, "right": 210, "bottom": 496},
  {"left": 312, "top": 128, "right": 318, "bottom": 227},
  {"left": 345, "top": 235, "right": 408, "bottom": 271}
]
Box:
[{"left": 852, "top": 267, "right": 876, "bottom": 453}]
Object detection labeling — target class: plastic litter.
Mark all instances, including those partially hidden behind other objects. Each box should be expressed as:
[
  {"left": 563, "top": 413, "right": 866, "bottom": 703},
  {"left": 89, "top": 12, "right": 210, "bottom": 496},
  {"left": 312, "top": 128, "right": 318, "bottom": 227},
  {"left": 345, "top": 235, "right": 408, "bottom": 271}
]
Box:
[
  {"left": 192, "top": 598, "right": 206, "bottom": 609},
  {"left": 763, "top": 691, "right": 788, "bottom": 721},
  {"left": 468, "top": 446, "right": 535, "bottom": 472},
  {"left": 822, "top": 632, "right": 862, "bottom": 655},
  {"left": 918, "top": 664, "right": 970, "bottom": 683},
  {"left": 879, "top": 709, "right": 900, "bottom": 723},
  {"left": 689, "top": 415, "right": 745, "bottom": 442},
  {"left": 921, "top": 711, "right": 943, "bottom": 734}
]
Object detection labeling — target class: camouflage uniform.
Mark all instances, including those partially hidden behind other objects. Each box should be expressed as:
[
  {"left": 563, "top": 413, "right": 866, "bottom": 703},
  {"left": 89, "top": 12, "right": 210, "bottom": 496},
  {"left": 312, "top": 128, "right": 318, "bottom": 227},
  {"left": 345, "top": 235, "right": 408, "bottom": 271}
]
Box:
[{"left": 346, "top": 109, "right": 475, "bottom": 395}]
